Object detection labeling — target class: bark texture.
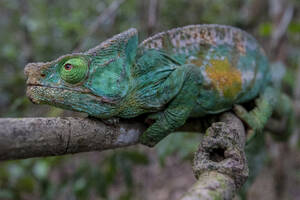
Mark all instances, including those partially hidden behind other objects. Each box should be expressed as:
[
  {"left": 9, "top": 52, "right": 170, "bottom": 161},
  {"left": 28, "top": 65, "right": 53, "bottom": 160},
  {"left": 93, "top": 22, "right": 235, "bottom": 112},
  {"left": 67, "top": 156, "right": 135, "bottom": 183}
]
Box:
[
  {"left": 180, "top": 113, "right": 248, "bottom": 200},
  {"left": 0, "top": 117, "right": 145, "bottom": 160},
  {"left": 0, "top": 116, "right": 216, "bottom": 161}
]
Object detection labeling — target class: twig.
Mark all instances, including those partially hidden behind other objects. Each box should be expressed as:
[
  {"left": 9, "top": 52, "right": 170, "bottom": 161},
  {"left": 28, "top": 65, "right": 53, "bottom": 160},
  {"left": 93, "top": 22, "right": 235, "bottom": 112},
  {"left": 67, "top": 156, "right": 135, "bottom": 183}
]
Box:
[
  {"left": 19, "top": 0, "right": 33, "bottom": 63},
  {"left": 269, "top": 0, "right": 294, "bottom": 52},
  {"left": 74, "top": 0, "right": 126, "bottom": 51},
  {"left": 290, "top": 58, "right": 300, "bottom": 147},
  {"left": 147, "top": 0, "right": 159, "bottom": 35},
  {"left": 86, "top": 0, "right": 126, "bottom": 36},
  {"left": 294, "top": 58, "right": 300, "bottom": 100},
  {"left": 271, "top": 3, "right": 294, "bottom": 50}
]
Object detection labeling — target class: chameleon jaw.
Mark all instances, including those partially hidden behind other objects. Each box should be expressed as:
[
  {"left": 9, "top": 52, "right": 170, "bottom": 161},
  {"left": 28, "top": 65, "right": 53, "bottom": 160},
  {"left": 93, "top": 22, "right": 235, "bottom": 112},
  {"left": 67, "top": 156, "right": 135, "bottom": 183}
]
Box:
[
  {"left": 26, "top": 85, "right": 102, "bottom": 114},
  {"left": 26, "top": 85, "right": 71, "bottom": 105},
  {"left": 26, "top": 86, "right": 42, "bottom": 104},
  {"left": 26, "top": 85, "right": 119, "bottom": 119},
  {"left": 26, "top": 85, "right": 119, "bottom": 106}
]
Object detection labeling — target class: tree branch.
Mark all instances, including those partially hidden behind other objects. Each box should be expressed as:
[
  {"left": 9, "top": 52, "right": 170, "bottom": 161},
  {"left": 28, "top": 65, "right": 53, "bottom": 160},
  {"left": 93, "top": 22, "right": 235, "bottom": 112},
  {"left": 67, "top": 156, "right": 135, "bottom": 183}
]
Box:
[
  {"left": 180, "top": 113, "right": 248, "bottom": 200},
  {"left": 0, "top": 116, "right": 217, "bottom": 161},
  {"left": 180, "top": 171, "right": 236, "bottom": 200},
  {"left": 0, "top": 117, "right": 144, "bottom": 160},
  {"left": 1, "top": 113, "right": 252, "bottom": 199}
]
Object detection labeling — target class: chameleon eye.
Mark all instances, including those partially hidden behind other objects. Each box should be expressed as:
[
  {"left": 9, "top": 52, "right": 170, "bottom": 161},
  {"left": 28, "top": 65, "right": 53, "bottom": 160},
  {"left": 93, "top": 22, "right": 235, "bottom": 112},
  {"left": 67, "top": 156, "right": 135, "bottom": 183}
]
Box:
[
  {"left": 60, "top": 57, "right": 88, "bottom": 84},
  {"left": 64, "top": 63, "right": 73, "bottom": 71}
]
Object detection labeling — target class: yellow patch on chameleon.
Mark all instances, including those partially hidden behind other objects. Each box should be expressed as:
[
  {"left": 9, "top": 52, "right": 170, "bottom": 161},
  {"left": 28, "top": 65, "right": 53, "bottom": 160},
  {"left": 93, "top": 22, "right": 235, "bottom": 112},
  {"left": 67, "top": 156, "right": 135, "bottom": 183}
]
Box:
[{"left": 206, "top": 58, "right": 242, "bottom": 99}]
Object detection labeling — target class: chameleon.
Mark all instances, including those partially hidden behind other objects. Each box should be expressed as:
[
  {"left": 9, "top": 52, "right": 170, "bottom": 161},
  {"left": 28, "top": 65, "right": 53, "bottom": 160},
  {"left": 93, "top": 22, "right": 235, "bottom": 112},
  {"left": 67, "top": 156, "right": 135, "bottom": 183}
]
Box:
[{"left": 25, "top": 24, "right": 282, "bottom": 147}]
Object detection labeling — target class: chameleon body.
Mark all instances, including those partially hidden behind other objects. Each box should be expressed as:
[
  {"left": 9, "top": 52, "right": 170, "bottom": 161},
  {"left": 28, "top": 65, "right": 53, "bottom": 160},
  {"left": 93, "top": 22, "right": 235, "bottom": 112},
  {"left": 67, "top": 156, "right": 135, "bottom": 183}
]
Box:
[{"left": 25, "top": 24, "right": 278, "bottom": 147}]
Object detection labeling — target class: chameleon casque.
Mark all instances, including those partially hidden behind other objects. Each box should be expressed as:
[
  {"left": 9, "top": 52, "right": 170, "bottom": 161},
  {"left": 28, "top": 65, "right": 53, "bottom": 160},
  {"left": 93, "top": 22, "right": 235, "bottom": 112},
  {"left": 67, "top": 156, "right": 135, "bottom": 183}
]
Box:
[{"left": 25, "top": 24, "right": 280, "bottom": 147}]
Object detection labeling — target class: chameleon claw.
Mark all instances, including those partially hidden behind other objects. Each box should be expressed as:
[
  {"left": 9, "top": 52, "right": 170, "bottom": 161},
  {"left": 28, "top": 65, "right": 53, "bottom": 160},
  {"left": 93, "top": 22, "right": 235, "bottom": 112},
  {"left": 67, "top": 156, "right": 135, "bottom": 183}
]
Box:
[
  {"left": 246, "top": 129, "right": 256, "bottom": 144},
  {"left": 139, "top": 133, "right": 156, "bottom": 147},
  {"left": 233, "top": 104, "right": 248, "bottom": 117},
  {"left": 234, "top": 104, "right": 260, "bottom": 144},
  {"left": 101, "top": 117, "right": 120, "bottom": 126}
]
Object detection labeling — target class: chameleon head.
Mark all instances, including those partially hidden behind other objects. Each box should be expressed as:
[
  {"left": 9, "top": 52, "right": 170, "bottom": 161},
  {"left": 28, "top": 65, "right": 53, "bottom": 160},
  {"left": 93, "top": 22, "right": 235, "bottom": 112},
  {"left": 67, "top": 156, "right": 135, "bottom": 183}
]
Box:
[{"left": 24, "top": 28, "right": 138, "bottom": 118}]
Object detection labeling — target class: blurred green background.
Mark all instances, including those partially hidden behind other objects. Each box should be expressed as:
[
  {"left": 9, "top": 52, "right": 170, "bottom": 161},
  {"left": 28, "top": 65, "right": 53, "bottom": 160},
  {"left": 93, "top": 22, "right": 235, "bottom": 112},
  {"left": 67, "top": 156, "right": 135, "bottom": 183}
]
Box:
[{"left": 0, "top": 0, "right": 299, "bottom": 199}]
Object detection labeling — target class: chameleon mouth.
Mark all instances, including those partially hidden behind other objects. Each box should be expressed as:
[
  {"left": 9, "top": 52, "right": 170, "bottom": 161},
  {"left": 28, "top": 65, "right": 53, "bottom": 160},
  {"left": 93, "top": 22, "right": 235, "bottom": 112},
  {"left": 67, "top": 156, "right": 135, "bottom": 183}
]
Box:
[
  {"left": 26, "top": 86, "right": 39, "bottom": 104},
  {"left": 26, "top": 85, "right": 117, "bottom": 105},
  {"left": 27, "top": 83, "right": 91, "bottom": 93},
  {"left": 26, "top": 85, "right": 118, "bottom": 118},
  {"left": 26, "top": 85, "right": 71, "bottom": 104},
  {"left": 26, "top": 84, "right": 85, "bottom": 104}
]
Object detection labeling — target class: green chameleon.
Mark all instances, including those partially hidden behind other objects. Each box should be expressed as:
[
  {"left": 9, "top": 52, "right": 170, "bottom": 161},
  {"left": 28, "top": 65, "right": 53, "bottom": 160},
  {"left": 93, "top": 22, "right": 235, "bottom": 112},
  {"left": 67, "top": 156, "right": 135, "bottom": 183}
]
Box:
[{"left": 24, "top": 24, "right": 284, "bottom": 147}]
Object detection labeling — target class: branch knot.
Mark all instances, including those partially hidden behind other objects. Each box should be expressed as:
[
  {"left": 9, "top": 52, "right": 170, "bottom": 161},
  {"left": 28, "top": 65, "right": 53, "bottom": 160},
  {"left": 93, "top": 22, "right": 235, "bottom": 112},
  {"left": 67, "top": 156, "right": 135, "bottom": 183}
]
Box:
[{"left": 193, "top": 118, "right": 249, "bottom": 189}]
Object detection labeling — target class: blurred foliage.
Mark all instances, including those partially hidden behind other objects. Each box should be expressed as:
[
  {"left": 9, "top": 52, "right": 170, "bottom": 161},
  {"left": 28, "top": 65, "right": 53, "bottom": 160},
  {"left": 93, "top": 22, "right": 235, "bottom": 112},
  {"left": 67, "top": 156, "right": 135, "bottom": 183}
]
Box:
[
  {"left": 0, "top": 0, "right": 299, "bottom": 199},
  {"left": 0, "top": 151, "right": 148, "bottom": 200},
  {"left": 156, "top": 133, "right": 201, "bottom": 166}
]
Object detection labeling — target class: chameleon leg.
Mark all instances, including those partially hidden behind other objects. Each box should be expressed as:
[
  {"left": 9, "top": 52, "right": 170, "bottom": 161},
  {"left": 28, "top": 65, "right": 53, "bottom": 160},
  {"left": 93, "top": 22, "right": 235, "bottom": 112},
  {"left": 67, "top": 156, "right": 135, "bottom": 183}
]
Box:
[
  {"left": 140, "top": 70, "right": 198, "bottom": 147},
  {"left": 140, "top": 105, "right": 193, "bottom": 147},
  {"left": 234, "top": 86, "right": 278, "bottom": 142}
]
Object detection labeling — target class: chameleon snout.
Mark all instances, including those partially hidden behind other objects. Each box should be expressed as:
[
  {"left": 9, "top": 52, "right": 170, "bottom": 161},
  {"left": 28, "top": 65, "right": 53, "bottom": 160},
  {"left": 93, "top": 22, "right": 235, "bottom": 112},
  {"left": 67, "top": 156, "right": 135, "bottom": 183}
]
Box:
[
  {"left": 24, "top": 62, "right": 51, "bottom": 104},
  {"left": 24, "top": 62, "right": 49, "bottom": 85}
]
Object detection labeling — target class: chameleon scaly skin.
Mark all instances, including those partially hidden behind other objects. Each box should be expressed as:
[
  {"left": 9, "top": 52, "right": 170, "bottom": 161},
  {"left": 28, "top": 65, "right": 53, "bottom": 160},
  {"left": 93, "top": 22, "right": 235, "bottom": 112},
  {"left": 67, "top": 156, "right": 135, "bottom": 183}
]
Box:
[{"left": 24, "top": 24, "right": 279, "bottom": 147}]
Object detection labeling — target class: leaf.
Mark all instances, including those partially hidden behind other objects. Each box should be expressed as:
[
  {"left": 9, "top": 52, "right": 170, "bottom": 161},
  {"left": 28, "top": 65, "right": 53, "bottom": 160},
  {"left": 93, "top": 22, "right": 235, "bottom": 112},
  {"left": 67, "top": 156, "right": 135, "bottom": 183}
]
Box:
[{"left": 258, "top": 22, "right": 273, "bottom": 37}]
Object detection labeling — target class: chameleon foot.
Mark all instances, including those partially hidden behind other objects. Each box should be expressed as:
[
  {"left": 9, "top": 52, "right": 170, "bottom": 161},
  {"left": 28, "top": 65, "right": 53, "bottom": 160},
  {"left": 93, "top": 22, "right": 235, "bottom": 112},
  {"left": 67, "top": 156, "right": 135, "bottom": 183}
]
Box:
[
  {"left": 234, "top": 104, "right": 260, "bottom": 142},
  {"left": 234, "top": 86, "right": 277, "bottom": 143},
  {"left": 101, "top": 117, "right": 120, "bottom": 126}
]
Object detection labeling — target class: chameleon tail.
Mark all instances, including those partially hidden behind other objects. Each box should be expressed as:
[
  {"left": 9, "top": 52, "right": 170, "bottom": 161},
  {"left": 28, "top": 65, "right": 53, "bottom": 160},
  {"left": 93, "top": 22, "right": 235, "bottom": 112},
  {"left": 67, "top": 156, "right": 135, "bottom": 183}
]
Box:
[{"left": 234, "top": 62, "right": 287, "bottom": 143}]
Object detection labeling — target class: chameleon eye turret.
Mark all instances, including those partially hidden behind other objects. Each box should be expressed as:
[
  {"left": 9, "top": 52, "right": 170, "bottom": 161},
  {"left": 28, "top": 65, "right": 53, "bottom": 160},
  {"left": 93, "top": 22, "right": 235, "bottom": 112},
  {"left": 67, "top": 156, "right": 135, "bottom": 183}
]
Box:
[{"left": 59, "top": 57, "right": 88, "bottom": 84}]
